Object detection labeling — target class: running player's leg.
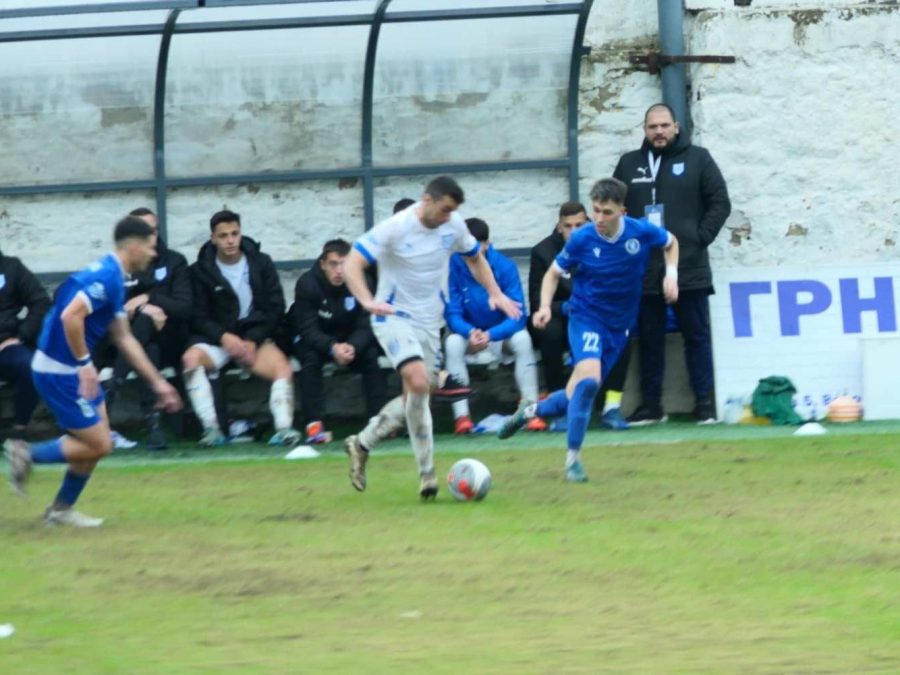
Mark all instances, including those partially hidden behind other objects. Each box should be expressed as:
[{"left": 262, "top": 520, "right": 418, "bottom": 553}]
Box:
[
  {"left": 249, "top": 341, "right": 300, "bottom": 445},
  {"left": 398, "top": 357, "right": 437, "bottom": 498}
]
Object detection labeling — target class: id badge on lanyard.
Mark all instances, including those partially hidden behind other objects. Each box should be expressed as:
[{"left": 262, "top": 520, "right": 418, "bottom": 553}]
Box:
[{"left": 644, "top": 151, "right": 665, "bottom": 228}]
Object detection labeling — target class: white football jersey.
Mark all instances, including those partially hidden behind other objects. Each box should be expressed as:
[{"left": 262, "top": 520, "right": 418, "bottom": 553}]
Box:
[{"left": 354, "top": 204, "right": 479, "bottom": 330}]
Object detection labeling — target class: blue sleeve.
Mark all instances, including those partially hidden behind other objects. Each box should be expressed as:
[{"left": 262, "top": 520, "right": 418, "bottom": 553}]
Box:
[
  {"left": 554, "top": 233, "right": 578, "bottom": 272},
  {"left": 486, "top": 258, "right": 527, "bottom": 342},
  {"left": 444, "top": 255, "right": 476, "bottom": 337},
  {"left": 641, "top": 218, "right": 671, "bottom": 249}
]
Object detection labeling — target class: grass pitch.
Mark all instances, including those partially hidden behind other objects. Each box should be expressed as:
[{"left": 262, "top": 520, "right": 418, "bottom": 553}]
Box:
[{"left": 1, "top": 423, "right": 899, "bottom": 673}]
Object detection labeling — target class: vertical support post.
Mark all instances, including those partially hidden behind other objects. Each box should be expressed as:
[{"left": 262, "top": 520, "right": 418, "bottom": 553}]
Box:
[
  {"left": 361, "top": 0, "right": 392, "bottom": 230},
  {"left": 566, "top": 0, "right": 595, "bottom": 202},
  {"left": 656, "top": 0, "right": 689, "bottom": 135},
  {"left": 153, "top": 9, "right": 180, "bottom": 241}
]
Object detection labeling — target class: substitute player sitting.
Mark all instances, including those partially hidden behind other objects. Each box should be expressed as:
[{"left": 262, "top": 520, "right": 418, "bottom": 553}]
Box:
[
  {"left": 497, "top": 178, "right": 678, "bottom": 482},
  {"left": 4, "top": 216, "right": 182, "bottom": 527}
]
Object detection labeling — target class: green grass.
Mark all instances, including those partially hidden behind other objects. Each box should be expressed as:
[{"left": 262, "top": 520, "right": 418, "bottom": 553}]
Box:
[{"left": 2, "top": 424, "right": 899, "bottom": 673}]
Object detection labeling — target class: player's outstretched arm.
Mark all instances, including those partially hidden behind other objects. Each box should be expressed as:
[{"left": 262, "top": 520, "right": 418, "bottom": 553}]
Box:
[
  {"left": 345, "top": 249, "right": 394, "bottom": 317},
  {"left": 533, "top": 263, "right": 563, "bottom": 330},
  {"left": 464, "top": 252, "right": 522, "bottom": 321},
  {"left": 109, "top": 316, "right": 182, "bottom": 413},
  {"left": 662, "top": 234, "right": 680, "bottom": 304}
]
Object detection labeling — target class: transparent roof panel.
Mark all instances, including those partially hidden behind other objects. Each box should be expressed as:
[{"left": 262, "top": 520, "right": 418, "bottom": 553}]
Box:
[
  {"left": 373, "top": 15, "right": 576, "bottom": 166},
  {"left": 0, "top": 11, "right": 170, "bottom": 36},
  {"left": 165, "top": 26, "right": 368, "bottom": 177},
  {"left": 0, "top": 1, "right": 175, "bottom": 9},
  {"left": 0, "top": 35, "right": 158, "bottom": 185},
  {"left": 385, "top": 0, "right": 583, "bottom": 13},
  {"left": 177, "top": 1, "right": 377, "bottom": 25}
]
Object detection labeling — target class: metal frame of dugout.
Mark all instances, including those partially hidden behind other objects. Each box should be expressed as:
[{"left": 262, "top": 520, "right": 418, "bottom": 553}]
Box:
[{"left": 0, "top": 0, "right": 595, "bottom": 280}]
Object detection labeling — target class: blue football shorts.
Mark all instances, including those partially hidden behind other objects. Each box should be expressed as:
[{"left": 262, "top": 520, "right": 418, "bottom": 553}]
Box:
[
  {"left": 567, "top": 314, "right": 629, "bottom": 371},
  {"left": 32, "top": 371, "right": 105, "bottom": 430}
]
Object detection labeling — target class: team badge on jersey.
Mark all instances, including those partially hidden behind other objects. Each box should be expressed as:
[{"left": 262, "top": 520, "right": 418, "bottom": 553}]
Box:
[
  {"left": 0, "top": 274, "right": 5, "bottom": 290},
  {"left": 441, "top": 233, "right": 455, "bottom": 250},
  {"left": 672, "top": 162, "right": 685, "bottom": 176},
  {"left": 593, "top": 247, "right": 601, "bottom": 258},
  {"left": 87, "top": 281, "right": 106, "bottom": 301},
  {"left": 625, "top": 239, "right": 641, "bottom": 255},
  {"left": 344, "top": 296, "right": 356, "bottom": 311},
  {"left": 155, "top": 266, "right": 167, "bottom": 281}
]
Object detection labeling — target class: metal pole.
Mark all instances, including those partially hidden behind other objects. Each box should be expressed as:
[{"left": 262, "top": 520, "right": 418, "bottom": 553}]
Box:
[
  {"left": 656, "top": 0, "right": 690, "bottom": 135},
  {"left": 153, "top": 9, "right": 180, "bottom": 241},
  {"left": 361, "top": 0, "right": 391, "bottom": 231},
  {"left": 566, "top": 0, "right": 594, "bottom": 201}
]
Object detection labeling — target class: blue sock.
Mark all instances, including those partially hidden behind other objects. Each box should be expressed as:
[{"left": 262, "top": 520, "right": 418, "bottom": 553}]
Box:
[
  {"left": 536, "top": 389, "right": 569, "bottom": 418},
  {"left": 566, "top": 378, "right": 600, "bottom": 452},
  {"left": 31, "top": 437, "right": 67, "bottom": 464},
  {"left": 54, "top": 471, "right": 91, "bottom": 508}
]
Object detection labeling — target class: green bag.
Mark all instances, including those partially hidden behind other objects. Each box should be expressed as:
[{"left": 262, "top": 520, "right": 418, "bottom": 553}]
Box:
[{"left": 751, "top": 376, "right": 805, "bottom": 425}]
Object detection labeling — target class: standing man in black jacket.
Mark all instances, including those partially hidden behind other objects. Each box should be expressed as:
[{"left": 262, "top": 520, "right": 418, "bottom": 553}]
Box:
[
  {"left": 613, "top": 103, "right": 731, "bottom": 424},
  {"left": 287, "top": 239, "right": 386, "bottom": 445},
  {"left": 181, "top": 210, "right": 301, "bottom": 447},
  {"left": 0, "top": 250, "right": 50, "bottom": 439},
  {"left": 100, "top": 208, "right": 192, "bottom": 449}
]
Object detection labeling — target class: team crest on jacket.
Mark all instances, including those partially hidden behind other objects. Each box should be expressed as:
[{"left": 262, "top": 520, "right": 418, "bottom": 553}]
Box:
[
  {"left": 344, "top": 296, "right": 356, "bottom": 311},
  {"left": 625, "top": 239, "right": 641, "bottom": 254},
  {"left": 672, "top": 162, "right": 685, "bottom": 176},
  {"left": 440, "top": 233, "right": 455, "bottom": 250},
  {"left": 155, "top": 266, "right": 167, "bottom": 281},
  {"left": 0, "top": 274, "right": 5, "bottom": 290}
]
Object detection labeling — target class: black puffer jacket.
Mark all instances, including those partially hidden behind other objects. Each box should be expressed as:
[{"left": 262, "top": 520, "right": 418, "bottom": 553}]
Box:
[
  {"left": 124, "top": 237, "right": 192, "bottom": 321},
  {"left": 287, "top": 264, "right": 375, "bottom": 357},
  {"left": 189, "top": 236, "right": 285, "bottom": 346},
  {"left": 528, "top": 228, "right": 573, "bottom": 318},
  {"left": 613, "top": 132, "right": 731, "bottom": 294},
  {"left": 0, "top": 251, "right": 51, "bottom": 347}
]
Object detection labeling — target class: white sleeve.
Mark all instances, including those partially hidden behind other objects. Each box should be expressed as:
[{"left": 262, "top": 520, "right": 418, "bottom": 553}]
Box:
[
  {"left": 450, "top": 217, "right": 479, "bottom": 256},
  {"left": 354, "top": 217, "right": 396, "bottom": 264}
]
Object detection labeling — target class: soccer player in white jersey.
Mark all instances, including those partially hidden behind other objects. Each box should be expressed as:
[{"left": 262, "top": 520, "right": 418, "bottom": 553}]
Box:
[
  {"left": 342, "top": 176, "right": 522, "bottom": 499},
  {"left": 498, "top": 178, "right": 679, "bottom": 482},
  {"left": 3, "top": 216, "right": 182, "bottom": 527}
]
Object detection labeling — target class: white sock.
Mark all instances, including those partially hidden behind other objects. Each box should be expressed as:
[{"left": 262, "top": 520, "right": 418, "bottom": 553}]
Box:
[
  {"left": 565, "top": 449, "right": 581, "bottom": 468},
  {"left": 359, "top": 395, "right": 406, "bottom": 451},
  {"left": 184, "top": 367, "right": 219, "bottom": 432},
  {"left": 405, "top": 392, "right": 434, "bottom": 475},
  {"left": 444, "top": 333, "right": 470, "bottom": 419},
  {"left": 269, "top": 378, "right": 294, "bottom": 431},
  {"left": 509, "top": 331, "right": 539, "bottom": 405}
]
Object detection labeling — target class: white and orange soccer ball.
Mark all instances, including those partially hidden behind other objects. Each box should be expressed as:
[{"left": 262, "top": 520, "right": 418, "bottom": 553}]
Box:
[
  {"left": 447, "top": 458, "right": 492, "bottom": 502},
  {"left": 826, "top": 396, "right": 863, "bottom": 423}
]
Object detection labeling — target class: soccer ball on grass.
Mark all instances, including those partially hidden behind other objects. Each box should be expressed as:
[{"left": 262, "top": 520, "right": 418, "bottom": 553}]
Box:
[{"left": 447, "top": 458, "right": 492, "bottom": 502}]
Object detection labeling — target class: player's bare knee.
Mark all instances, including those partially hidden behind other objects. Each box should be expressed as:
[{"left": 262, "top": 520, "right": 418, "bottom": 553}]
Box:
[
  {"left": 94, "top": 435, "right": 114, "bottom": 458},
  {"left": 182, "top": 349, "right": 202, "bottom": 371}
]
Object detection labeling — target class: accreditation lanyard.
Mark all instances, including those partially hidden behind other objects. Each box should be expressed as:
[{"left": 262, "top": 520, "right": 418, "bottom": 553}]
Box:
[{"left": 647, "top": 151, "right": 662, "bottom": 205}]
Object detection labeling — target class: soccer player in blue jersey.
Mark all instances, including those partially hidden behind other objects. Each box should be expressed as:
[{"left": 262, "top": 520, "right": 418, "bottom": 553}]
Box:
[
  {"left": 498, "top": 178, "right": 679, "bottom": 482},
  {"left": 3, "top": 216, "right": 182, "bottom": 527}
]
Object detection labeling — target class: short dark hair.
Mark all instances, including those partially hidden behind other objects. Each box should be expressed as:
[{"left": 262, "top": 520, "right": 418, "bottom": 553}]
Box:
[
  {"left": 464, "top": 217, "right": 489, "bottom": 243},
  {"left": 114, "top": 215, "right": 155, "bottom": 244},
  {"left": 424, "top": 175, "right": 464, "bottom": 205},
  {"left": 588, "top": 177, "right": 628, "bottom": 206},
  {"left": 320, "top": 238, "right": 351, "bottom": 260},
  {"left": 129, "top": 207, "right": 155, "bottom": 218},
  {"left": 644, "top": 102, "right": 677, "bottom": 124},
  {"left": 558, "top": 201, "right": 587, "bottom": 219},
  {"left": 210, "top": 209, "right": 241, "bottom": 232},
  {"left": 393, "top": 198, "right": 415, "bottom": 214}
]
